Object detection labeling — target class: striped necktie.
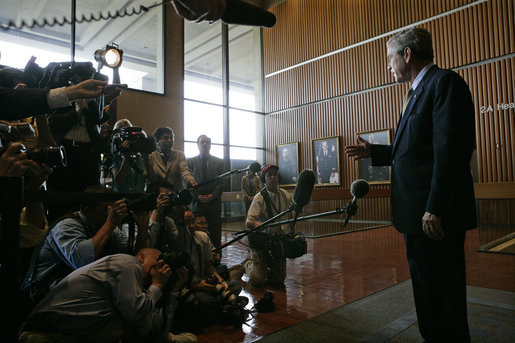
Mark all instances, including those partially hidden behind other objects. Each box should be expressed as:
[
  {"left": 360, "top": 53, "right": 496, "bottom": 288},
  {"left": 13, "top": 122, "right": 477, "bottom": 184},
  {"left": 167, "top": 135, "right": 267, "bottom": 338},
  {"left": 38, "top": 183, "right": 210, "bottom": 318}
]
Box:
[{"left": 401, "top": 87, "right": 413, "bottom": 116}]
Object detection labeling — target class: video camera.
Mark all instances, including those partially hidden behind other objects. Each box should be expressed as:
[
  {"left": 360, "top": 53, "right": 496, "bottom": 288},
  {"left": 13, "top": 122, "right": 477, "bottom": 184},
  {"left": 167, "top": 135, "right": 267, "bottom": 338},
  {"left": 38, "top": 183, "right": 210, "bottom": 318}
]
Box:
[
  {"left": 110, "top": 127, "right": 155, "bottom": 156},
  {"left": 22, "top": 61, "right": 108, "bottom": 89},
  {"left": 248, "top": 231, "right": 307, "bottom": 260}
]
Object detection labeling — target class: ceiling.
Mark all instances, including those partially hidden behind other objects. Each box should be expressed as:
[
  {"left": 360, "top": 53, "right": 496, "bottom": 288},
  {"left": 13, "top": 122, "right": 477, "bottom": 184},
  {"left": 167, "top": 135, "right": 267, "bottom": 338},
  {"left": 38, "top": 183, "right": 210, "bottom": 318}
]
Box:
[{"left": 0, "top": 0, "right": 284, "bottom": 91}]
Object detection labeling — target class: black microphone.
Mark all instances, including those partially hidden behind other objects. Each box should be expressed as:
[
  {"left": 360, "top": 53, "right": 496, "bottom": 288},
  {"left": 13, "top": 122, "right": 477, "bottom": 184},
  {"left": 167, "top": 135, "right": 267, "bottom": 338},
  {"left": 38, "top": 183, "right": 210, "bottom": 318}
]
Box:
[
  {"left": 350, "top": 179, "right": 370, "bottom": 200},
  {"left": 222, "top": 0, "right": 277, "bottom": 28},
  {"left": 292, "top": 169, "right": 315, "bottom": 213},
  {"left": 238, "top": 161, "right": 261, "bottom": 174},
  {"left": 343, "top": 179, "right": 370, "bottom": 227}
]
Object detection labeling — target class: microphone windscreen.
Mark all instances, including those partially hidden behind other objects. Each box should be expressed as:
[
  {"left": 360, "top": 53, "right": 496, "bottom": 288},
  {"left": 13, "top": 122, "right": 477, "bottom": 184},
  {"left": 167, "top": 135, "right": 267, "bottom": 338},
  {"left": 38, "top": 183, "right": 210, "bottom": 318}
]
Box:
[
  {"left": 222, "top": 0, "right": 277, "bottom": 28},
  {"left": 293, "top": 169, "right": 315, "bottom": 210},
  {"left": 249, "top": 162, "right": 261, "bottom": 173},
  {"left": 350, "top": 179, "right": 370, "bottom": 199}
]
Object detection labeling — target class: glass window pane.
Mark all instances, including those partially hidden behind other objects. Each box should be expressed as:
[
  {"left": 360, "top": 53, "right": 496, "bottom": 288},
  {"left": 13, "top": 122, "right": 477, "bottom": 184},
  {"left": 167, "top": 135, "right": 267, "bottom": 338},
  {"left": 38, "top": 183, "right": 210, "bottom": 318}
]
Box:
[
  {"left": 184, "top": 142, "right": 224, "bottom": 159},
  {"left": 230, "top": 147, "right": 264, "bottom": 164},
  {"left": 184, "top": 21, "right": 223, "bottom": 104},
  {"left": 229, "top": 25, "right": 263, "bottom": 111},
  {"left": 1, "top": 0, "right": 164, "bottom": 93},
  {"left": 184, "top": 100, "right": 224, "bottom": 144},
  {"left": 229, "top": 147, "right": 264, "bottom": 192},
  {"left": 229, "top": 109, "right": 264, "bottom": 148}
]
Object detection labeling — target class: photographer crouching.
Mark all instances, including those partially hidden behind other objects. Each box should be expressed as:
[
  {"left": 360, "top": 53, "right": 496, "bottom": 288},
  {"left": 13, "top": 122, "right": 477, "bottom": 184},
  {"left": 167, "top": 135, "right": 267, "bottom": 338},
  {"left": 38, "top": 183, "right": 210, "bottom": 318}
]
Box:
[
  {"left": 172, "top": 211, "right": 249, "bottom": 333},
  {"left": 19, "top": 248, "right": 197, "bottom": 343}
]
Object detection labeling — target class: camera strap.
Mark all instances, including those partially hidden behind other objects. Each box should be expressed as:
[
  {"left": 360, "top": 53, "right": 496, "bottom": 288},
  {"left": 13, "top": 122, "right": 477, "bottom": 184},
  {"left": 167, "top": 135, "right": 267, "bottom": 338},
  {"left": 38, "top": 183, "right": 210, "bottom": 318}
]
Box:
[{"left": 260, "top": 187, "right": 277, "bottom": 220}]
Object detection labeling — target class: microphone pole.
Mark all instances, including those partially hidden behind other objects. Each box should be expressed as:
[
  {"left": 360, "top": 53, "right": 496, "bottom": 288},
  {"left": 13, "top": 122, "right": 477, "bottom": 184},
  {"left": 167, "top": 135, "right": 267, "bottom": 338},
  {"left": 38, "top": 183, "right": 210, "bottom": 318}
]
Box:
[
  {"left": 190, "top": 162, "right": 261, "bottom": 190},
  {"left": 250, "top": 203, "right": 356, "bottom": 230}
]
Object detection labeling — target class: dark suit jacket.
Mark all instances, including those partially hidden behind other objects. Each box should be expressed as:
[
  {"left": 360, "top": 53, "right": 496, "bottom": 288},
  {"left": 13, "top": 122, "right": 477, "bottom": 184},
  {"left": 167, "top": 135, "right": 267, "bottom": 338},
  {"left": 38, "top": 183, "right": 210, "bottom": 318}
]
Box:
[
  {"left": 371, "top": 65, "right": 477, "bottom": 234},
  {"left": 187, "top": 154, "right": 226, "bottom": 211},
  {"left": 0, "top": 87, "right": 50, "bottom": 120}
]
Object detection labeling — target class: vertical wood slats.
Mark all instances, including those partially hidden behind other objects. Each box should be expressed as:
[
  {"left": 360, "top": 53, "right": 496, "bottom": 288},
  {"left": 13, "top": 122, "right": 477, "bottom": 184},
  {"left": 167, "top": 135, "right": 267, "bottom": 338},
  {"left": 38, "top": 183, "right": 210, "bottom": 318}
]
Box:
[
  {"left": 264, "top": 0, "right": 479, "bottom": 75},
  {"left": 265, "top": 0, "right": 514, "bottom": 113}
]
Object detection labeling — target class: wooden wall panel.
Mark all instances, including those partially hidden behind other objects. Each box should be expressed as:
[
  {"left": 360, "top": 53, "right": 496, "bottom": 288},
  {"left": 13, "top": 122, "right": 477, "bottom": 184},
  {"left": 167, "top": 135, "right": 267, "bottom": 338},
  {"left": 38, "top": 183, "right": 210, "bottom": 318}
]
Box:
[
  {"left": 265, "top": 0, "right": 479, "bottom": 75},
  {"left": 265, "top": 0, "right": 514, "bottom": 113}
]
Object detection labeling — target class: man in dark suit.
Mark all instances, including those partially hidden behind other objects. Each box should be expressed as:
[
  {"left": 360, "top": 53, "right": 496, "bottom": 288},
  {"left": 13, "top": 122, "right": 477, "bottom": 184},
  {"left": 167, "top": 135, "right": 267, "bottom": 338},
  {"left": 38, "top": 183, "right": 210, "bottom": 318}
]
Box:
[
  {"left": 345, "top": 28, "right": 476, "bottom": 343},
  {"left": 187, "top": 135, "right": 225, "bottom": 249}
]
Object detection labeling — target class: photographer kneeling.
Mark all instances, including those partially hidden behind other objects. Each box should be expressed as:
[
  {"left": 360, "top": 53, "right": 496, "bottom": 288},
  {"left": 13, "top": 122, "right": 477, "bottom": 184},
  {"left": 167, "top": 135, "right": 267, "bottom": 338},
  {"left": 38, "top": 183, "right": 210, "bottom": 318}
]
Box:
[
  {"left": 19, "top": 248, "right": 197, "bottom": 343},
  {"left": 245, "top": 164, "right": 293, "bottom": 288}
]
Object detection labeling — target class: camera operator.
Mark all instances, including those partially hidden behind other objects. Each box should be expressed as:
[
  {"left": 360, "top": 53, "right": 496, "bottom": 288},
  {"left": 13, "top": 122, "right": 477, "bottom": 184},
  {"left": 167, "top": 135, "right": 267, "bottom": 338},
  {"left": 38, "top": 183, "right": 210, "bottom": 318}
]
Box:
[
  {"left": 0, "top": 64, "right": 56, "bottom": 149},
  {"left": 19, "top": 248, "right": 197, "bottom": 343},
  {"left": 0, "top": 142, "right": 53, "bottom": 278},
  {"left": 245, "top": 164, "right": 293, "bottom": 288},
  {"left": 19, "top": 186, "right": 155, "bottom": 314},
  {"left": 109, "top": 119, "right": 156, "bottom": 194},
  {"left": 146, "top": 181, "right": 189, "bottom": 256},
  {"left": 45, "top": 97, "right": 112, "bottom": 221}
]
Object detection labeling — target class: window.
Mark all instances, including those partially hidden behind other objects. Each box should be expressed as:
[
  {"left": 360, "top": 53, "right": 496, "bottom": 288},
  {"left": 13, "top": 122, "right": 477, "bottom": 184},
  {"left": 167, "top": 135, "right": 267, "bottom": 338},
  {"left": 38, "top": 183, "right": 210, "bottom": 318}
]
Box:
[
  {"left": 183, "top": 21, "right": 265, "bottom": 191},
  {"left": 0, "top": 0, "right": 164, "bottom": 93}
]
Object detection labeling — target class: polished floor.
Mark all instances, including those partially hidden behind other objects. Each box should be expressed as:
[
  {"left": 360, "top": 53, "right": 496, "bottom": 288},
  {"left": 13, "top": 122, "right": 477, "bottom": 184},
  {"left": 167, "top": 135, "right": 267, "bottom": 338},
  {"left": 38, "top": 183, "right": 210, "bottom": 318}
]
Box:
[{"left": 195, "top": 226, "right": 515, "bottom": 343}]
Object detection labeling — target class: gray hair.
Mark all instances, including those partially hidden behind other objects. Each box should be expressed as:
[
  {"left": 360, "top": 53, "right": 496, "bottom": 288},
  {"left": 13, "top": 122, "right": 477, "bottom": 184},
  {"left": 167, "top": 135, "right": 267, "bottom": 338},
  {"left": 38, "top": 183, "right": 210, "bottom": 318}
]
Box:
[{"left": 387, "top": 27, "right": 434, "bottom": 62}]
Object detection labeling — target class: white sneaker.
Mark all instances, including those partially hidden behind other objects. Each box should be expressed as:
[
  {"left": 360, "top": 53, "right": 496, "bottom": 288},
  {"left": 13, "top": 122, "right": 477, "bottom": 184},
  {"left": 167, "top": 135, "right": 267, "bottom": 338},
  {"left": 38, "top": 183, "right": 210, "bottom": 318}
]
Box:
[{"left": 168, "top": 332, "right": 197, "bottom": 343}]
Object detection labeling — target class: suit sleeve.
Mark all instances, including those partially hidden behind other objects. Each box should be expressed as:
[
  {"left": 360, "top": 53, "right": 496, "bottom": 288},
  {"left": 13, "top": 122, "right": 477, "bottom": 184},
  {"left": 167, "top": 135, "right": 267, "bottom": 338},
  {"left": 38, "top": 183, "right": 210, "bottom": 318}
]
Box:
[
  {"left": 177, "top": 151, "right": 195, "bottom": 186},
  {"left": 211, "top": 158, "right": 226, "bottom": 199},
  {"left": 426, "top": 72, "right": 475, "bottom": 216},
  {"left": 371, "top": 144, "right": 393, "bottom": 166},
  {"left": 0, "top": 87, "right": 51, "bottom": 120}
]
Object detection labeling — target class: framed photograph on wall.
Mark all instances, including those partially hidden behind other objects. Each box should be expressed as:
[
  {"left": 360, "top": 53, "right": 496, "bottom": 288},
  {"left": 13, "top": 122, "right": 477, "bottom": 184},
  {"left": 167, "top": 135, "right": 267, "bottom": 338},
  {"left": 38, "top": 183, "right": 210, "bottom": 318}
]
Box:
[
  {"left": 276, "top": 142, "right": 299, "bottom": 186},
  {"left": 313, "top": 136, "right": 340, "bottom": 186},
  {"left": 357, "top": 128, "right": 392, "bottom": 184}
]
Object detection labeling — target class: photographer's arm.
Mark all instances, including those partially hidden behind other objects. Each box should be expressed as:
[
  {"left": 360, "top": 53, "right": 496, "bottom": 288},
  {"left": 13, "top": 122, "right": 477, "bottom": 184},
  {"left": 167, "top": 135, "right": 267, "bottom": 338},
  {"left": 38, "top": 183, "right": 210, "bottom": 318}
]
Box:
[
  {"left": 92, "top": 200, "right": 128, "bottom": 259},
  {"left": 111, "top": 142, "right": 131, "bottom": 188},
  {"left": 143, "top": 152, "right": 157, "bottom": 185},
  {"left": 133, "top": 211, "right": 151, "bottom": 254}
]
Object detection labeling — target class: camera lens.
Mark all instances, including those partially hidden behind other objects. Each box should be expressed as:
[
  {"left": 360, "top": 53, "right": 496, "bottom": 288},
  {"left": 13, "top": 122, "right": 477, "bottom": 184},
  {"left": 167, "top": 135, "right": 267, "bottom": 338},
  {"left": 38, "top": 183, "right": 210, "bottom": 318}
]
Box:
[{"left": 26, "top": 146, "right": 67, "bottom": 168}]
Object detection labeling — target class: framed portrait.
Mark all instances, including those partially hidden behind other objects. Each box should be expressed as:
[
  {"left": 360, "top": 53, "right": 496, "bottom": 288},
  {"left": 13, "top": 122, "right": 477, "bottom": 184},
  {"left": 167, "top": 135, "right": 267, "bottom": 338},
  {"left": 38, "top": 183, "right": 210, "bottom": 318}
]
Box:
[
  {"left": 312, "top": 136, "right": 340, "bottom": 186},
  {"left": 276, "top": 142, "right": 299, "bottom": 186},
  {"left": 357, "top": 129, "right": 392, "bottom": 184}
]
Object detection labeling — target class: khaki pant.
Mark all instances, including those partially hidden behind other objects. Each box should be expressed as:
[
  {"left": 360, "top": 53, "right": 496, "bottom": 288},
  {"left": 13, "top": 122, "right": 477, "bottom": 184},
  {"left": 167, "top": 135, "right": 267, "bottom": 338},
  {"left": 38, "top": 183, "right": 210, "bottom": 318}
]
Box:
[{"left": 244, "top": 249, "right": 286, "bottom": 287}]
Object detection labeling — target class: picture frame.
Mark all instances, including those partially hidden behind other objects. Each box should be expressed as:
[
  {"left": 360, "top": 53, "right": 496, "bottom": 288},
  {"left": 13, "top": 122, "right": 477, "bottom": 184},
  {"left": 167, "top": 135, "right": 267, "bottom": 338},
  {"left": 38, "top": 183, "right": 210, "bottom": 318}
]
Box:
[
  {"left": 276, "top": 142, "right": 299, "bottom": 187},
  {"left": 357, "top": 128, "right": 392, "bottom": 184},
  {"left": 312, "top": 136, "right": 340, "bottom": 186}
]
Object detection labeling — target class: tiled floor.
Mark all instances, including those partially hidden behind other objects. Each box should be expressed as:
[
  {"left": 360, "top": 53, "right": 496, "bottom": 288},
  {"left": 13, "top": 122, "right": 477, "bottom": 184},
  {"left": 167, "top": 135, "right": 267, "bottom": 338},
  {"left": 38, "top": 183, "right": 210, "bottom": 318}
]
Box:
[{"left": 195, "top": 226, "right": 515, "bottom": 343}]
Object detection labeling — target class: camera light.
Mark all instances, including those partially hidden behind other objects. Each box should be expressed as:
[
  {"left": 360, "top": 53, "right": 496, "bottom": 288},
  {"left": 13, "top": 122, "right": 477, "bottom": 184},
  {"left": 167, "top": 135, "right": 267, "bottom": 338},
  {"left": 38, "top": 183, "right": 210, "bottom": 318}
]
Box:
[{"left": 94, "top": 44, "right": 123, "bottom": 69}]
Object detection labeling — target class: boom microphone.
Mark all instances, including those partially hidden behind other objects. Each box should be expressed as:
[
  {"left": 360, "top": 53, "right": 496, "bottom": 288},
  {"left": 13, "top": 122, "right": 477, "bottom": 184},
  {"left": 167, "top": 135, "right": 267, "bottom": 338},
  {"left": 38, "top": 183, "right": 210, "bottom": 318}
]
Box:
[
  {"left": 222, "top": 0, "right": 277, "bottom": 28},
  {"left": 292, "top": 169, "right": 315, "bottom": 213}
]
